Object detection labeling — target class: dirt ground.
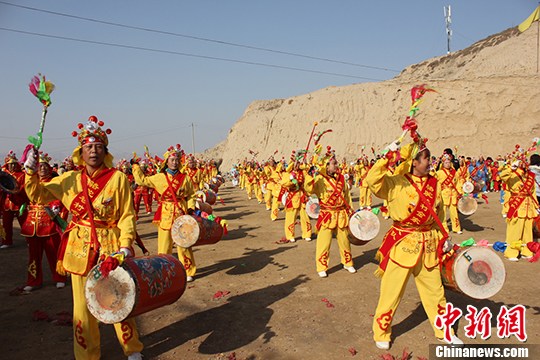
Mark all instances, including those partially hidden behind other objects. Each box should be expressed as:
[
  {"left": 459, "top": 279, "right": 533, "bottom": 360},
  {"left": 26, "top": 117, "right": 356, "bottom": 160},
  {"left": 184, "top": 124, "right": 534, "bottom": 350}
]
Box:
[{"left": 1, "top": 185, "right": 539, "bottom": 360}]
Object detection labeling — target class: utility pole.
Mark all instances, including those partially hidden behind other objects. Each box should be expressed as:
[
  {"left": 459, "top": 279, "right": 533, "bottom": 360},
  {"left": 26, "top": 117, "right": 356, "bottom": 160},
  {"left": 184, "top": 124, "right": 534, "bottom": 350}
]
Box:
[
  {"left": 191, "top": 122, "right": 195, "bottom": 154},
  {"left": 444, "top": 5, "right": 452, "bottom": 54}
]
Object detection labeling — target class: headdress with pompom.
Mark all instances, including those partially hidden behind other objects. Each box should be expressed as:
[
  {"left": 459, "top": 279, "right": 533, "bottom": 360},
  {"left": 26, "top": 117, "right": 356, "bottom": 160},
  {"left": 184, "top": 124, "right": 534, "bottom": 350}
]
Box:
[
  {"left": 38, "top": 151, "right": 52, "bottom": 164},
  {"left": 71, "top": 115, "right": 114, "bottom": 168},
  {"left": 72, "top": 115, "right": 112, "bottom": 146},
  {"left": 161, "top": 144, "right": 183, "bottom": 170},
  {"left": 4, "top": 150, "right": 18, "bottom": 165}
]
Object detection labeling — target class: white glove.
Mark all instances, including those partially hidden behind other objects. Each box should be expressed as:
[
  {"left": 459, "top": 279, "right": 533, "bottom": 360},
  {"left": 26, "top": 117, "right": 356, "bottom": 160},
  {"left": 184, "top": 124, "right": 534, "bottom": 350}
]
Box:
[
  {"left": 51, "top": 205, "right": 61, "bottom": 216},
  {"left": 442, "top": 239, "right": 453, "bottom": 253},
  {"left": 386, "top": 140, "right": 400, "bottom": 152},
  {"left": 511, "top": 160, "right": 520, "bottom": 170},
  {"left": 119, "top": 247, "right": 133, "bottom": 258},
  {"left": 24, "top": 149, "right": 38, "bottom": 174}
]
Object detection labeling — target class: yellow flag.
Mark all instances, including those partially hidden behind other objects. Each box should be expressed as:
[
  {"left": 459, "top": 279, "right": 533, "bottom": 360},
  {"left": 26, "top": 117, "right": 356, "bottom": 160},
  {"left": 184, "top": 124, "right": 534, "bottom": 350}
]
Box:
[{"left": 518, "top": 6, "right": 540, "bottom": 32}]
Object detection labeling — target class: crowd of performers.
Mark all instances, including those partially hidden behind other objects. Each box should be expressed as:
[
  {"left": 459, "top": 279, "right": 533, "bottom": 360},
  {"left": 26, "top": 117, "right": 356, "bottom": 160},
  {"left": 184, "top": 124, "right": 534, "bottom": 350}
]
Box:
[
  {"left": 0, "top": 116, "right": 225, "bottom": 359},
  {"left": 229, "top": 131, "right": 540, "bottom": 349},
  {"left": 1, "top": 115, "right": 539, "bottom": 356}
]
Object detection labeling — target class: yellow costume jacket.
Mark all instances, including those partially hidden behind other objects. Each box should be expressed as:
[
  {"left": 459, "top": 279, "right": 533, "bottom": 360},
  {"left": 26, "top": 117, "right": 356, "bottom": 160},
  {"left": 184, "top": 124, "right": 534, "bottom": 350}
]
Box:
[
  {"left": 304, "top": 171, "right": 352, "bottom": 230},
  {"left": 436, "top": 168, "right": 462, "bottom": 206},
  {"left": 366, "top": 157, "right": 445, "bottom": 275},
  {"left": 25, "top": 167, "right": 135, "bottom": 275},
  {"left": 499, "top": 165, "right": 539, "bottom": 219},
  {"left": 132, "top": 165, "right": 196, "bottom": 230}
]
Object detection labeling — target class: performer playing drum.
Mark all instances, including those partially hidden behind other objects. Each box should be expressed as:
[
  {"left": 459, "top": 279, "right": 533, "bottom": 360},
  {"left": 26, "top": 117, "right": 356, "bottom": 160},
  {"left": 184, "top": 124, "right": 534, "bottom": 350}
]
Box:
[
  {"left": 24, "top": 116, "right": 144, "bottom": 359},
  {"left": 132, "top": 145, "right": 198, "bottom": 281}
]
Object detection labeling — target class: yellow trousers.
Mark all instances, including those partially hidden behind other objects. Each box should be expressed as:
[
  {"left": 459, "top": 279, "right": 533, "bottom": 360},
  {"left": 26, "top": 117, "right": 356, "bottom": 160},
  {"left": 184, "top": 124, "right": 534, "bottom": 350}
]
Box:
[
  {"left": 157, "top": 228, "right": 196, "bottom": 276},
  {"left": 373, "top": 257, "right": 446, "bottom": 342},
  {"left": 177, "top": 245, "right": 197, "bottom": 277},
  {"left": 72, "top": 274, "right": 143, "bottom": 359},
  {"left": 504, "top": 217, "right": 534, "bottom": 259},
  {"left": 359, "top": 187, "right": 372, "bottom": 208},
  {"left": 264, "top": 189, "right": 273, "bottom": 210},
  {"left": 284, "top": 207, "right": 312, "bottom": 240},
  {"left": 271, "top": 194, "right": 281, "bottom": 221},
  {"left": 315, "top": 227, "right": 353, "bottom": 272},
  {"left": 442, "top": 204, "right": 461, "bottom": 233}
]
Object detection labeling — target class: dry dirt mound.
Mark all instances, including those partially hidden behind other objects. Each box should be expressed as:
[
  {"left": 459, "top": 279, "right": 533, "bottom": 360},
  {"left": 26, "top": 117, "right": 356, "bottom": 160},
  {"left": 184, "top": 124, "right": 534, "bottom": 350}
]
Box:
[{"left": 204, "top": 26, "right": 540, "bottom": 171}]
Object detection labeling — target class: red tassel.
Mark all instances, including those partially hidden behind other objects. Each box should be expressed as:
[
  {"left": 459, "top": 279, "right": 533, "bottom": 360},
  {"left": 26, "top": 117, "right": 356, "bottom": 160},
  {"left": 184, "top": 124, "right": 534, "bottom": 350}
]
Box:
[
  {"left": 527, "top": 242, "right": 540, "bottom": 263},
  {"left": 99, "top": 256, "right": 120, "bottom": 277}
]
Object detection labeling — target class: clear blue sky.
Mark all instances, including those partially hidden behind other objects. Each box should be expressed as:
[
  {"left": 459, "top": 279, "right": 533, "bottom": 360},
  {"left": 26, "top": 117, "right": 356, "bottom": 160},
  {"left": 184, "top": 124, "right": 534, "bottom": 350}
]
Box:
[{"left": 0, "top": 0, "right": 537, "bottom": 163}]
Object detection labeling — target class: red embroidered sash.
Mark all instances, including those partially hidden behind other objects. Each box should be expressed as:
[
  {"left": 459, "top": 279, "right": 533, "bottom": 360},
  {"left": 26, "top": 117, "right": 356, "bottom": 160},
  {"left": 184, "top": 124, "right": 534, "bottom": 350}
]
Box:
[
  {"left": 316, "top": 173, "right": 351, "bottom": 229},
  {"left": 507, "top": 170, "right": 536, "bottom": 218},
  {"left": 58, "top": 168, "right": 116, "bottom": 265},
  {"left": 376, "top": 174, "right": 442, "bottom": 272},
  {"left": 154, "top": 172, "right": 186, "bottom": 222},
  {"left": 69, "top": 168, "right": 116, "bottom": 222}
]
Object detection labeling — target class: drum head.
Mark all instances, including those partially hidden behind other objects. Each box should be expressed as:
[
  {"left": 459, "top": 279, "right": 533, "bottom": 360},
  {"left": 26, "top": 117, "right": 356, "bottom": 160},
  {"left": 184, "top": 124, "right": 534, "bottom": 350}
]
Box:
[
  {"left": 453, "top": 247, "right": 506, "bottom": 299},
  {"left": 281, "top": 191, "right": 289, "bottom": 206},
  {"left": 85, "top": 265, "right": 136, "bottom": 324},
  {"left": 171, "top": 215, "right": 200, "bottom": 248},
  {"left": 306, "top": 196, "right": 320, "bottom": 219},
  {"left": 458, "top": 197, "right": 478, "bottom": 215},
  {"left": 462, "top": 181, "right": 474, "bottom": 194},
  {"left": 261, "top": 183, "right": 267, "bottom": 194},
  {"left": 349, "top": 210, "right": 380, "bottom": 241}
]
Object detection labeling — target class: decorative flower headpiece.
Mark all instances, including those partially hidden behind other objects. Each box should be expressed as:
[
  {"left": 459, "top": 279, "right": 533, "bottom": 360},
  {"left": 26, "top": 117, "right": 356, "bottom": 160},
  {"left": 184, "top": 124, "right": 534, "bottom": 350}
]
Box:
[
  {"left": 38, "top": 151, "right": 52, "bottom": 164},
  {"left": 4, "top": 150, "right": 18, "bottom": 165},
  {"left": 163, "top": 144, "right": 183, "bottom": 159},
  {"left": 72, "top": 115, "right": 112, "bottom": 146}
]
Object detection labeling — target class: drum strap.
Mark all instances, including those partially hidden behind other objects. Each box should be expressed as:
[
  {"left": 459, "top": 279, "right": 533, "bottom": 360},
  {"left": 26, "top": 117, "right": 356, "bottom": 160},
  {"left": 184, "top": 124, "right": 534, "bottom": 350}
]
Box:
[
  {"left": 405, "top": 174, "right": 448, "bottom": 260},
  {"left": 81, "top": 170, "right": 102, "bottom": 253}
]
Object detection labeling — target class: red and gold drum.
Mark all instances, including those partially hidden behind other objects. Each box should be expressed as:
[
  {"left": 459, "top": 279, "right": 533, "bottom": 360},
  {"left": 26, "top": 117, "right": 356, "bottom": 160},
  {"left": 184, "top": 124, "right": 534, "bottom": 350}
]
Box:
[
  {"left": 348, "top": 210, "right": 380, "bottom": 246},
  {"left": 171, "top": 214, "right": 223, "bottom": 248},
  {"left": 196, "top": 190, "right": 217, "bottom": 205},
  {"left": 195, "top": 200, "right": 213, "bottom": 215},
  {"left": 440, "top": 246, "right": 505, "bottom": 299},
  {"left": 85, "top": 254, "right": 187, "bottom": 324}
]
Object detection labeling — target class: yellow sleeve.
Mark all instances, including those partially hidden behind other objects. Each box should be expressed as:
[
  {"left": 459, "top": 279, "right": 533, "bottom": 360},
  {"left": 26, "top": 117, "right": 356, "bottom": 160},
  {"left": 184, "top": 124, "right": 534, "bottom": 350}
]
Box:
[{"left": 365, "top": 157, "right": 396, "bottom": 200}]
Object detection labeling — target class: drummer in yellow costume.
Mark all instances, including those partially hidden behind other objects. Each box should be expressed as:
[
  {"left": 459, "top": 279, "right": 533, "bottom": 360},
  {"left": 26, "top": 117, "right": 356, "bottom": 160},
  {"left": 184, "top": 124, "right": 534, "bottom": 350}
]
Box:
[
  {"left": 184, "top": 155, "right": 204, "bottom": 191},
  {"left": 304, "top": 146, "right": 355, "bottom": 277},
  {"left": 499, "top": 156, "right": 539, "bottom": 261},
  {"left": 262, "top": 159, "right": 276, "bottom": 211},
  {"left": 358, "top": 157, "right": 373, "bottom": 210},
  {"left": 436, "top": 154, "right": 463, "bottom": 234},
  {"left": 281, "top": 152, "right": 312, "bottom": 242},
  {"left": 268, "top": 159, "right": 284, "bottom": 221},
  {"left": 132, "top": 145, "right": 197, "bottom": 280},
  {"left": 366, "top": 138, "right": 463, "bottom": 350},
  {"left": 24, "top": 116, "right": 144, "bottom": 360}
]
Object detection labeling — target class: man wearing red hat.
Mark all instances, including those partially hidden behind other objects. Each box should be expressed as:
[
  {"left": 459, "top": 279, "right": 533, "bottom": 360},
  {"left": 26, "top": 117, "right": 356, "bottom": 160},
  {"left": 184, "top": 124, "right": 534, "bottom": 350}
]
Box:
[
  {"left": 1, "top": 151, "right": 27, "bottom": 249},
  {"left": 24, "top": 116, "right": 144, "bottom": 360},
  {"left": 19, "top": 151, "right": 67, "bottom": 291}
]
